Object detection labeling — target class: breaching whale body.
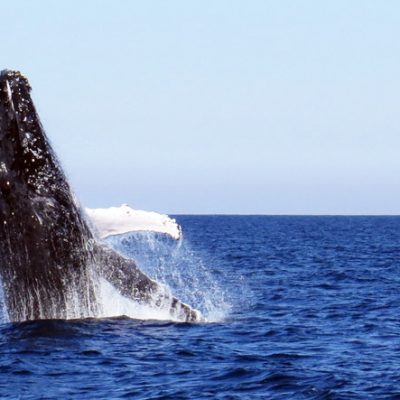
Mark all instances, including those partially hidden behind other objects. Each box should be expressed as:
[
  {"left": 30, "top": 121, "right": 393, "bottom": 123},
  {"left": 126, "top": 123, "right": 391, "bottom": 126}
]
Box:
[{"left": 0, "top": 70, "right": 200, "bottom": 322}]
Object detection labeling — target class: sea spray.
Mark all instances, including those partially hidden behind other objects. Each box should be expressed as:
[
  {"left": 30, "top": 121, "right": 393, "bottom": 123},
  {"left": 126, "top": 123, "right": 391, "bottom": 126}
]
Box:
[
  {"left": 0, "top": 230, "right": 229, "bottom": 323},
  {"left": 105, "top": 232, "right": 231, "bottom": 322},
  {"left": 0, "top": 283, "right": 8, "bottom": 323},
  {"left": 0, "top": 230, "right": 227, "bottom": 324},
  {"left": 96, "top": 277, "right": 185, "bottom": 321}
]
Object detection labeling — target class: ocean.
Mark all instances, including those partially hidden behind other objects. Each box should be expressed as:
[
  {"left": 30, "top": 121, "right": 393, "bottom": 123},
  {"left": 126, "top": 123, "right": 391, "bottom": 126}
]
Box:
[{"left": 1, "top": 216, "right": 400, "bottom": 399}]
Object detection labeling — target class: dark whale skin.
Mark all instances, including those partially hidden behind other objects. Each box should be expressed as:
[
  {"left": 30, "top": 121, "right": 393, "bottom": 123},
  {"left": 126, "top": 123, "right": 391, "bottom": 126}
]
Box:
[{"left": 0, "top": 70, "right": 200, "bottom": 322}]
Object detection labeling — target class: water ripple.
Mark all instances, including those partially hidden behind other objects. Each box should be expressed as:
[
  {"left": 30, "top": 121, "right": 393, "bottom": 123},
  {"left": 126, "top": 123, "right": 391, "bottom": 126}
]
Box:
[{"left": 0, "top": 216, "right": 400, "bottom": 398}]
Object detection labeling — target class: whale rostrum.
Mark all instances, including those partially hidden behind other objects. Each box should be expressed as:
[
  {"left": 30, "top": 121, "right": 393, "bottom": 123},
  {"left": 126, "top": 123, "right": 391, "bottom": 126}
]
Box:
[{"left": 0, "top": 70, "right": 201, "bottom": 322}]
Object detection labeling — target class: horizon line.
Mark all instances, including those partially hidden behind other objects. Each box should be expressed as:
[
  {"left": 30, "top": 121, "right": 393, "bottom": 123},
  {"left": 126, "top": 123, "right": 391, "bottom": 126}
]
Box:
[{"left": 169, "top": 213, "right": 400, "bottom": 217}]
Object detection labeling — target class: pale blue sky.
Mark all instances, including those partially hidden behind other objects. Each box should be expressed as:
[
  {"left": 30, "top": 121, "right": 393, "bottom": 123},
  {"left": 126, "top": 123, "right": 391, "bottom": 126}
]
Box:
[{"left": 2, "top": 1, "right": 400, "bottom": 214}]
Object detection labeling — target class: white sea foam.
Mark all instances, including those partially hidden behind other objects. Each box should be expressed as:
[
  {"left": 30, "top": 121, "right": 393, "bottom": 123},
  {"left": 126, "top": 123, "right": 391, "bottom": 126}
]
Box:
[
  {"left": 85, "top": 204, "right": 181, "bottom": 240},
  {"left": 95, "top": 278, "right": 184, "bottom": 322}
]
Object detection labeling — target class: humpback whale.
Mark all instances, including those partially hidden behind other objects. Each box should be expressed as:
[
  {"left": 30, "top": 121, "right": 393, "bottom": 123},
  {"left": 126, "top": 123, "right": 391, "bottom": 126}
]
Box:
[{"left": 0, "top": 70, "right": 200, "bottom": 322}]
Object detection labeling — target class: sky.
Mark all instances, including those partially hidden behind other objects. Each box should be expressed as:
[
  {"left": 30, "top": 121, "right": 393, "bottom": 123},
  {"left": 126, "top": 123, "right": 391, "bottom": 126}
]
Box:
[{"left": 1, "top": 1, "right": 400, "bottom": 214}]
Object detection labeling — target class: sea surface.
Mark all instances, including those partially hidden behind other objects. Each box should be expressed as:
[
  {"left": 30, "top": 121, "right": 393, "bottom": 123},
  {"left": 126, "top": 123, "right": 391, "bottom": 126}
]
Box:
[{"left": 1, "top": 216, "right": 400, "bottom": 399}]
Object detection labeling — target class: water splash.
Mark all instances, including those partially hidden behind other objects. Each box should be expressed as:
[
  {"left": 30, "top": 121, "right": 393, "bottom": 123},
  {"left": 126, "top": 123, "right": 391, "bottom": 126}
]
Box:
[
  {"left": 0, "top": 232, "right": 229, "bottom": 324},
  {"left": 105, "top": 232, "right": 230, "bottom": 322},
  {"left": 0, "top": 283, "right": 8, "bottom": 323},
  {"left": 95, "top": 278, "right": 183, "bottom": 322}
]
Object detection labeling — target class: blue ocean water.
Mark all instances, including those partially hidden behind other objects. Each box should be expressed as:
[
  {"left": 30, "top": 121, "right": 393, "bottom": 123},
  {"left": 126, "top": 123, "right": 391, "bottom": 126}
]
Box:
[{"left": 1, "top": 216, "right": 400, "bottom": 399}]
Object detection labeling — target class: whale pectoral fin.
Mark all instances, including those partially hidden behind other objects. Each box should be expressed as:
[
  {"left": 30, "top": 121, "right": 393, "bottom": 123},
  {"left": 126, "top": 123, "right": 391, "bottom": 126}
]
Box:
[
  {"left": 95, "top": 245, "right": 201, "bottom": 322},
  {"left": 85, "top": 205, "right": 182, "bottom": 240},
  {"left": 96, "top": 245, "right": 159, "bottom": 302}
]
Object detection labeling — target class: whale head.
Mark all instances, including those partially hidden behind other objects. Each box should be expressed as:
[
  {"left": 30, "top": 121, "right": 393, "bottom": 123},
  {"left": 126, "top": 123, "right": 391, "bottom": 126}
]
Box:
[
  {"left": 0, "top": 70, "right": 69, "bottom": 203},
  {"left": 0, "top": 70, "right": 96, "bottom": 321}
]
